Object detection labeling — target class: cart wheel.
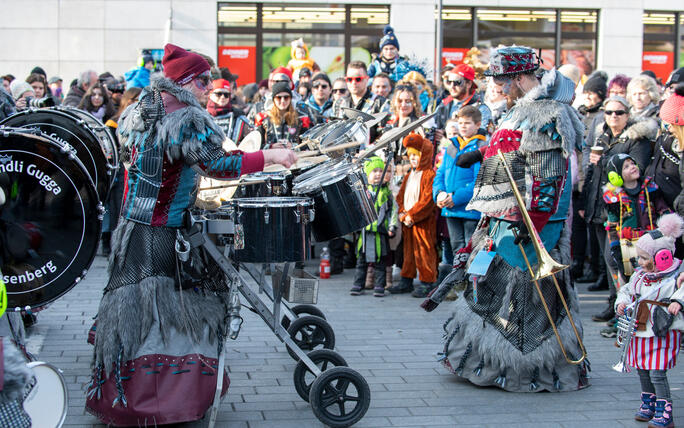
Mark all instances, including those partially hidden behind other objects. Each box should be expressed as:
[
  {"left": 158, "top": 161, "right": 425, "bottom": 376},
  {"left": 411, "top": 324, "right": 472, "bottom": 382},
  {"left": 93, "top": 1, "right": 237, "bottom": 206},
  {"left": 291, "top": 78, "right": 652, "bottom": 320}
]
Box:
[
  {"left": 309, "top": 367, "right": 371, "bottom": 428},
  {"left": 286, "top": 315, "right": 335, "bottom": 361},
  {"left": 294, "top": 349, "right": 347, "bottom": 402},
  {"left": 281, "top": 304, "right": 326, "bottom": 330}
]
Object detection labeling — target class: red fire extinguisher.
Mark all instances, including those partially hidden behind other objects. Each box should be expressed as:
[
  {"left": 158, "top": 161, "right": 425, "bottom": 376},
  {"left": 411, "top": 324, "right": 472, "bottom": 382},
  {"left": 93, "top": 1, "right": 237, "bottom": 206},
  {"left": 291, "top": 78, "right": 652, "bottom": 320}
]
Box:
[{"left": 319, "top": 247, "right": 330, "bottom": 279}]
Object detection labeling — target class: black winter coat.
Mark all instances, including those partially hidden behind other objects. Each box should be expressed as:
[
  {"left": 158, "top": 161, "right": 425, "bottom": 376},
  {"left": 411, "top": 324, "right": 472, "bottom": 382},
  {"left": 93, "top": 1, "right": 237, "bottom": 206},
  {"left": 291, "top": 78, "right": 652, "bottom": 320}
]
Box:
[
  {"left": 580, "top": 118, "right": 658, "bottom": 224},
  {"left": 646, "top": 132, "right": 681, "bottom": 210}
]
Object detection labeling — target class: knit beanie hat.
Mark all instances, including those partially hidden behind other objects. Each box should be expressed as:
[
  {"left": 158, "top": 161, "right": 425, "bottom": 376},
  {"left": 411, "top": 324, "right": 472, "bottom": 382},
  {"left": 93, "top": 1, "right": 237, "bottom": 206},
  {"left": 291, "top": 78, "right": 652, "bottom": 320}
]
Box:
[
  {"left": 379, "top": 25, "right": 399, "bottom": 50},
  {"left": 660, "top": 83, "right": 684, "bottom": 126},
  {"left": 666, "top": 67, "right": 684, "bottom": 87},
  {"left": 583, "top": 74, "right": 608, "bottom": 101},
  {"left": 364, "top": 156, "right": 385, "bottom": 177},
  {"left": 636, "top": 213, "right": 684, "bottom": 258},
  {"left": 10, "top": 80, "right": 33, "bottom": 100},
  {"left": 271, "top": 81, "right": 292, "bottom": 98},
  {"left": 30, "top": 66, "right": 46, "bottom": 78},
  {"left": 606, "top": 153, "right": 635, "bottom": 180},
  {"left": 162, "top": 43, "right": 211, "bottom": 85}
]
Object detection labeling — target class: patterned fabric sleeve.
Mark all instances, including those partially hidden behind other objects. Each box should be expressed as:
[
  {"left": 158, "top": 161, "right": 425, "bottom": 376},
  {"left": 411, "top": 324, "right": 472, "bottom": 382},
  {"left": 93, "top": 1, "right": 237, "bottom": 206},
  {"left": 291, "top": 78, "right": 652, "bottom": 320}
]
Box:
[{"left": 524, "top": 149, "right": 567, "bottom": 231}]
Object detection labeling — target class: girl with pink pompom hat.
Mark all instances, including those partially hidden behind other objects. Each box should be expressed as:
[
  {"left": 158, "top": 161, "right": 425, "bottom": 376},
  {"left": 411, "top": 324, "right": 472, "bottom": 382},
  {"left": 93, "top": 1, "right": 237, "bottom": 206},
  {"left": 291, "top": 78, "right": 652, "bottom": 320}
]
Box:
[{"left": 615, "top": 212, "right": 684, "bottom": 427}]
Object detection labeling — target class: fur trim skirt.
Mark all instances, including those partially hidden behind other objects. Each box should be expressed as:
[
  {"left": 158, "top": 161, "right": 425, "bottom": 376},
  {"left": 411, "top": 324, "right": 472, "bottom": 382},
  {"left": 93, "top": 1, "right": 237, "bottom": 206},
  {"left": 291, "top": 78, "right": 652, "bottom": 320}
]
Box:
[
  {"left": 86, "top": 220, "right": 230, "bottom": 426},
  {"left": 440, "top": 222, "right": 590, "bottom": 392}
]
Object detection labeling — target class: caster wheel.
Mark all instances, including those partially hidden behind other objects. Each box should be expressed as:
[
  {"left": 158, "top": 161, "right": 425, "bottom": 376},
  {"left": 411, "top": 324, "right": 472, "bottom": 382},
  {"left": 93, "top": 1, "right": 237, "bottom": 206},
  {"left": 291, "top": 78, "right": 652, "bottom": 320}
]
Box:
[
  {"left": 286, "top": 315, "right": 335, "bottom": 361},
  {"left": 294, "top": 349, "right": 347, "bottom": 402},
  {"left": 309, "top": 367, "right": 370, "bottom": 428},
  {"left": 281, "top": 304, "right": 326, "bottom": 330}
]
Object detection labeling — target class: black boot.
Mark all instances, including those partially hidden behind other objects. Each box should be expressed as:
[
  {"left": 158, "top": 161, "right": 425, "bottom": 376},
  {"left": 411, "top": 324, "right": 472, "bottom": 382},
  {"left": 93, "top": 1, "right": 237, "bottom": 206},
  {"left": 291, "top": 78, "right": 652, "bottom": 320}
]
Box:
[
  {"left": 592, "top": 295, "right": 616, "bottom": 322},
  {"left": 330, "top": 257, "right": 344, "bottom": 275},
  {"left": 570, "top": 260, "right": 584, "bottom": 280},
  {"left": 388, "top": 277, "right": 413, "bottom": 294},
  {"left": 412, "top": 281, "right": 436, "bottom": 298},
  {"left": 587, "top": 272, "right": 608, "bottom": 291}
]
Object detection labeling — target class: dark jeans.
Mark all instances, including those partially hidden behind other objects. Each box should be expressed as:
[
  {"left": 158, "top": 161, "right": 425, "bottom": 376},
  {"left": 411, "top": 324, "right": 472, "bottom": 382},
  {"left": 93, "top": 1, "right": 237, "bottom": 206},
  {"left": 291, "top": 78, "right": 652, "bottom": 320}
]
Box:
[
  {"left": 593, "top": 222, "right": 617, "bottom": 299},
  {"left": 446, "top": 217, "right": 478, "bottom": 261},
  {"left": 638, "top": 369, "right": 671, "bottom": 401},
  {"left": 571, "top": 193, "right": 587, "bottom": 264}
]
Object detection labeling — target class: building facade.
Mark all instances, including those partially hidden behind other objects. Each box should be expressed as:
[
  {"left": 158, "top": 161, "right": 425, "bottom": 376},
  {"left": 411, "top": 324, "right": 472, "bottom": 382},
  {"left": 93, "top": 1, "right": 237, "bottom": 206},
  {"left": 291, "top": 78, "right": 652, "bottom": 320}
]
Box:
[{"left": 0, "top": 0, "right": 682, "bottom": 85}]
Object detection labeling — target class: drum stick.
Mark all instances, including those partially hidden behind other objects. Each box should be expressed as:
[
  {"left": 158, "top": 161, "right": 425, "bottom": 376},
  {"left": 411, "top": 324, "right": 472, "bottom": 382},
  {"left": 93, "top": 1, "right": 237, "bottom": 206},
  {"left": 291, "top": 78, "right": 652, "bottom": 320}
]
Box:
[
  {"left": 294, "top": 141, "right": 313, "bottom": 150},
  {"left": 199, "top": 179, "right": 268, "bottom": 191},
  {"left": 298, "top": 141, "right": 363, "bottom": 158}
]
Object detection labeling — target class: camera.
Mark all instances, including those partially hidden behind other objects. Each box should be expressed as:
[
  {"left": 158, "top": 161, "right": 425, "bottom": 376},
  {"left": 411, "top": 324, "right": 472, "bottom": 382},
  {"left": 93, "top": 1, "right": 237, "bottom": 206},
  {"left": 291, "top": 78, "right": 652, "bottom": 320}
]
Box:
[{"left": 25, "top": 96, "right": 55, "bottom": 108}]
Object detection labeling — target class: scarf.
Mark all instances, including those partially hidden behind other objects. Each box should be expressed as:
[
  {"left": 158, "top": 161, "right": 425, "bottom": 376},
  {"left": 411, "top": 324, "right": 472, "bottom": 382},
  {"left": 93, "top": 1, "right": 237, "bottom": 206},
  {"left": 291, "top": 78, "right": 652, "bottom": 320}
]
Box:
[
  {"left": 206, "top": 98, "right": 232, "bottom": 117},
  {"left": 90, "top": 106, "right": 105, "bottom": 121}
]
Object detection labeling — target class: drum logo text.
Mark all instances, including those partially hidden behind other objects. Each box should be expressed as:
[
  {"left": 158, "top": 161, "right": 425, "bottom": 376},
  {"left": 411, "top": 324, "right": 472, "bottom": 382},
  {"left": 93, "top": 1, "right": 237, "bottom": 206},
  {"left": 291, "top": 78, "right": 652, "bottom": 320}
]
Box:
[
  {"left": 2, "top": 260, "right": 58, "bottom": 285},
  {"left": 26, "top": 164, "right": 62, "bottom": 195}
]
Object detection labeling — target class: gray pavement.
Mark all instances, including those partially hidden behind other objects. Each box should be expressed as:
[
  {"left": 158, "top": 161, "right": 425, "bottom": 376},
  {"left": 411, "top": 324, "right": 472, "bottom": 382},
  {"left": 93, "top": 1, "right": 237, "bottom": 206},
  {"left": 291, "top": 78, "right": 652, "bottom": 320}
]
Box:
[{"left": 27, "top": 254, "right": 684, "bottom": 427}]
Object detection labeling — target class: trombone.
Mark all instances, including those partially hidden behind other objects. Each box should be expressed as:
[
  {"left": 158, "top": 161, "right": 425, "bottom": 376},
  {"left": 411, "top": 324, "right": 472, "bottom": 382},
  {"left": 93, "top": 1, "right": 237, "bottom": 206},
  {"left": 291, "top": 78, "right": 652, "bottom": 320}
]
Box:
[{"left": 496, "top": 150, "right": 587, "bottom": 365}]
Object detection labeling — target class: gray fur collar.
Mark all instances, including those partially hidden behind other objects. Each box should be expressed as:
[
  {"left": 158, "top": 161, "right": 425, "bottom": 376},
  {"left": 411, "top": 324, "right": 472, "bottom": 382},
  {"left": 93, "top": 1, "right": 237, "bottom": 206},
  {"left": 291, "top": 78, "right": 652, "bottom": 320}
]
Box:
[
  {"left": 594, "top": 117, "right": 658, "bottom": 143},
  {"left": 118, "top": 76, "right": 225, "bottom": 161}
]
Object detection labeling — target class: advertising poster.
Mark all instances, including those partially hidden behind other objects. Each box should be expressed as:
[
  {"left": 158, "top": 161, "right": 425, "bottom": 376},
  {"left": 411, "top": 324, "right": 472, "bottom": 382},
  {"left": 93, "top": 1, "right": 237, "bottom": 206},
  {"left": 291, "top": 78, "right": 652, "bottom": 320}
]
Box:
[
  {"left": 261, "top": 46, "right": 372, "bottom": 80},
  {"left": 218, "top": 46, "right": 256, "bottom": 86},
  {"left": 642, "top": 51, "right": 674, "bottom": 82}
]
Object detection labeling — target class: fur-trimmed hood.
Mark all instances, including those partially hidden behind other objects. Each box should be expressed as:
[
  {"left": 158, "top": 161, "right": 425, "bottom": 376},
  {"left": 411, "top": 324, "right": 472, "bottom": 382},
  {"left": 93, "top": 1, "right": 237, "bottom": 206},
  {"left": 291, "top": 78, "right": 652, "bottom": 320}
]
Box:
[
  {"left": 118, "top": 75, "right": 225, "bottom": 161},
  {"left": 594, "top": 116, "right": 659, "bottom": 145},
  {"left": 498, "top": 68, "right": 583, "bottom": 158}
]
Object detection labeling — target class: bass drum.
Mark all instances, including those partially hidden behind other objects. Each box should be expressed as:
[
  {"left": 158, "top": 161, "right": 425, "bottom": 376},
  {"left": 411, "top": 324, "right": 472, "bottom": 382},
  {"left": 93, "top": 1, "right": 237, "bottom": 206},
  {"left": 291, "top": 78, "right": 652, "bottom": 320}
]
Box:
[
  {"left": 23, "top": 361, "right": 68, "bottom": 428},
  {"left": 1, "top": 108, "right": 110, "bottom": 201},
  {"left": 0, "top": 129, "right": 101, "bottom": 310},
  {"left": 56, "top": 106, "right": 119, "bottom": 181}
]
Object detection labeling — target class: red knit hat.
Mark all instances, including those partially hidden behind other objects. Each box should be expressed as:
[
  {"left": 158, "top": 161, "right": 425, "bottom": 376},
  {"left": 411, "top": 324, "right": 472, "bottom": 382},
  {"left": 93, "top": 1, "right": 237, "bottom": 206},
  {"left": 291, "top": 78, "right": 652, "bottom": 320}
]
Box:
[
  {"left": 212, "top": 79, "right": 231, "bottom": 90},
  {"left": 660, "top": 84, "right": 684, "bottom": 126},
  {"left": 162, "top": 43, "right": 211, "bottom": 85},
  {"left": 271, "top": 66, "right": 293, "bottom": 82}
]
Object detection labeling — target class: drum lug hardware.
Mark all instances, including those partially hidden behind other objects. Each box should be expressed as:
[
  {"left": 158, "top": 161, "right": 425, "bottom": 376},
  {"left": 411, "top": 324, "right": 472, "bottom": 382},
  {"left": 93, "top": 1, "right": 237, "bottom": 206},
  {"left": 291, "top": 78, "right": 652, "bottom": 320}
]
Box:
[
  {"left": 322, "top": 191, "right": 328, "bottom": 203},
  {"left": 175, "top": 230, "right": 191, "bottom": 262},
  {"left": 308, "top": 208, "right": 315, "bottom": 223},
  {"left": 264, "top": 210, "right": 270, "bottom": 224},
  {"left": 266, "top": 181, "right": 272, "bottom": 194},
  {"left": 294, "top": 209, "right": 301, "bottom": 223}
]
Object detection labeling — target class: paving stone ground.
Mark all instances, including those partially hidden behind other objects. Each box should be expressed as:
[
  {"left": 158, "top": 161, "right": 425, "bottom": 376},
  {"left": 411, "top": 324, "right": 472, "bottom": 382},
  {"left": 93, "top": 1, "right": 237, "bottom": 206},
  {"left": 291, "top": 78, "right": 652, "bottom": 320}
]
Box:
[{"left": 27, "top": 254, "right": 684, "bottom": 428}]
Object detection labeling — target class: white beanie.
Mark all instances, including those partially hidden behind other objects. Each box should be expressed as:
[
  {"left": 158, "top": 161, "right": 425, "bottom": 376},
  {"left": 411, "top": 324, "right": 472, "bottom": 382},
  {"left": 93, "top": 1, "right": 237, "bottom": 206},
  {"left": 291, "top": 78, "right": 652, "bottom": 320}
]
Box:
[{"left": 10, "top": 80, "right": 33, "bottom": 100}]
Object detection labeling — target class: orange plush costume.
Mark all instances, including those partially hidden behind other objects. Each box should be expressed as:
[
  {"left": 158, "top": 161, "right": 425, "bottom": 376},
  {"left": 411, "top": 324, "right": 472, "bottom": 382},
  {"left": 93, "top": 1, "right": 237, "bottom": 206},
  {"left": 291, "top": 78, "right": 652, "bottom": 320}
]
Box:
[{"left": 396, "top": 133, "right": 438, "bottom": 284}]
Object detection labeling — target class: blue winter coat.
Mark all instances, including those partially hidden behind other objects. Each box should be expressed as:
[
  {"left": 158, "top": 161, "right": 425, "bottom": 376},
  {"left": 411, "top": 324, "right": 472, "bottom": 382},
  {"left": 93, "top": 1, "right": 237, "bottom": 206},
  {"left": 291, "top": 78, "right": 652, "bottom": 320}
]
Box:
[
  {"left": 124, "top": 66, "right": 151, "bottom": 89},
  {"left": 432, "top": 135, "right": 483, "bottom": 220}
]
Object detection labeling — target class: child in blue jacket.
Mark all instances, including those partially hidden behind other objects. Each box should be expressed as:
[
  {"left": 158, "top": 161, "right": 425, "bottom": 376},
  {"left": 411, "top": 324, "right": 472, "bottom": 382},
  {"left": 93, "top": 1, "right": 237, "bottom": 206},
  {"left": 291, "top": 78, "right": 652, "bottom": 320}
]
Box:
[{"left": 433, "top": 105, "right": 485, "bottom": 260}]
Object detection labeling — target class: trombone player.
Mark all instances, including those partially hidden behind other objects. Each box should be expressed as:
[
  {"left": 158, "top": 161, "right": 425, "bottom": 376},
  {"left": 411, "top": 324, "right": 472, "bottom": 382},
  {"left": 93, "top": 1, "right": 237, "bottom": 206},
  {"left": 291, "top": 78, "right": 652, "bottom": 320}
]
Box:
[{"left": 422, "top": 46, "right": 588, "bottom": 392}]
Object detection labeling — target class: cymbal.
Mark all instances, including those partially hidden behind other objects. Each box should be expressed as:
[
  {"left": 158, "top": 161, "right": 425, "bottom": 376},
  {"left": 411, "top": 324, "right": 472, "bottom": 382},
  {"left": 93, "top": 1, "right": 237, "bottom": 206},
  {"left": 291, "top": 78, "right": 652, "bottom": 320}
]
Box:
[
  {"left": 341, "top": 108, "right": 387, "bottom": 128},
  {"left": 357, "top": 112, "right": 437, "bottom": 161},
  {"left": 237, "top": 130, "right": 261, "bottom": 153}
]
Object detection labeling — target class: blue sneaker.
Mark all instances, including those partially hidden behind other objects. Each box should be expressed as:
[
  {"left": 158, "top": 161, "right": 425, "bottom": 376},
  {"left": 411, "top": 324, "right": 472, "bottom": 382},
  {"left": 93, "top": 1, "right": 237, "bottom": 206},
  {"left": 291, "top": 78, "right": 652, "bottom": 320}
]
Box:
[
  {"left": 635, "top": 392, "right": 655, "bottom": 421},
  {"left": 648, "top": 399, "right": 674, "bottom": 428}
]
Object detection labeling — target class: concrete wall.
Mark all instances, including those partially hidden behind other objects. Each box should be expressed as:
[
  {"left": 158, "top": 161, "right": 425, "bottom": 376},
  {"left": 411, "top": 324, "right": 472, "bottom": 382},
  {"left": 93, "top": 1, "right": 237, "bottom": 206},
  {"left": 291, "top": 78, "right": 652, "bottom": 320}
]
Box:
[
  {"left": 0, "top": 0, "right": 681, "bottom": 84},
  {"left": 0, "top": 0, "right": 216, "bottom": 84}
]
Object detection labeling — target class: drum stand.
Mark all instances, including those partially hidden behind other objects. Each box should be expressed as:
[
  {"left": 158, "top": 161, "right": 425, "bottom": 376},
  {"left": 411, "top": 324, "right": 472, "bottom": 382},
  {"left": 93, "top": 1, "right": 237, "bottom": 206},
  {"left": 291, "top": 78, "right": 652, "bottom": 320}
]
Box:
[{"left": 186, "top": 225, "right": 370, "bottom": 428}]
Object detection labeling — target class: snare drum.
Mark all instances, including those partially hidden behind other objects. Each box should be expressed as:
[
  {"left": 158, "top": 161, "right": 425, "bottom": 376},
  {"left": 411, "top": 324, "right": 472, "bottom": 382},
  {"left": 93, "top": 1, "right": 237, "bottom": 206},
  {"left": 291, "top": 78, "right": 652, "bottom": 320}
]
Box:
[
  {"left": 231, "top": 197, "right": 314, "bottom": 263},
  {"left": 235, "top": 171, "right": 291, "bottom": 198},
  {"left": 293, "top": 162, "right": 376, "bottom": 242},
  {"left": 23, "top": 361, "right": 68, "bottom": 428}
]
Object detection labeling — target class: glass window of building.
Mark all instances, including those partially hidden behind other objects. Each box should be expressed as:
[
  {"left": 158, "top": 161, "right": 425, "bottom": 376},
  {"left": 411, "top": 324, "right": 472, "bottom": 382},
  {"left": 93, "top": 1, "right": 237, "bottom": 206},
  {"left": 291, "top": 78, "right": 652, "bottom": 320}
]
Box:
[
  {"left": 643, "top": 11, "right": 677, "bottom": 82},
  {"left": 560, "top": 10, "right": 598, "bottom": 76},
  {"left": 217, "top": 3, "right": 389, "bottom": 83}
]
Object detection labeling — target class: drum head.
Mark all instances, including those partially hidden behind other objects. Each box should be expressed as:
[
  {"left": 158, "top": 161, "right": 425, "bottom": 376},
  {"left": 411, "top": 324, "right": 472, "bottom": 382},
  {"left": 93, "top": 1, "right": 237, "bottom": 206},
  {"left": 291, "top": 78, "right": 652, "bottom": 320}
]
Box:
[
  {"left": 238, "top": 130, "right": 262, "bottom": 152},
  {"left": 0, "top": 130, "right": 101, "bottom": 309},
  {"left": 56, "top": 106, "right": 119, "bottom": 178},
  {"left": 24, "top": 361, "right": 68, "bottom": 428},
  {"left": 1, "top": 108, "right": 110, "bottom": 200}
]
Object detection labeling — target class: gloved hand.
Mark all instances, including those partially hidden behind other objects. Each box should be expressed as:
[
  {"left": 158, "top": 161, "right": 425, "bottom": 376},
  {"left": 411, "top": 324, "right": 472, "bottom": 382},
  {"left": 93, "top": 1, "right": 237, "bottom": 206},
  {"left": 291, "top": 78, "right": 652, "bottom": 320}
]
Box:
[
  {"left": 456, "top": 149, "right": 483, "bottom": 168},
  {"left": 508, "top": 220, "right": 530, "bottom": 245}
]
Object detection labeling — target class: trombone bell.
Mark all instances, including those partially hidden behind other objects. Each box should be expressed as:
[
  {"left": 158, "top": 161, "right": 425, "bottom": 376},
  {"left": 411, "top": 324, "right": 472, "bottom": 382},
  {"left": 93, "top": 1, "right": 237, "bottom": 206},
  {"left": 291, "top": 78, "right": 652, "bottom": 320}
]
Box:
[{"left": 533, "top": 253, "right": 569, "bottom": 281}]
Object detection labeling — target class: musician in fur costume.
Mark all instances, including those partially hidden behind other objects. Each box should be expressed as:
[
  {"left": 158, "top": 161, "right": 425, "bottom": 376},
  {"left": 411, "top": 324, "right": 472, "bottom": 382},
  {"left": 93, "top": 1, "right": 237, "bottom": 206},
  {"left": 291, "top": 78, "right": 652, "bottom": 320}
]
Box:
[
  {"left": 422, "top": 46, "right": 589, "bottom": 392},
  {"left": 85, "top": 44, "right": 296, "bottom": 426}
]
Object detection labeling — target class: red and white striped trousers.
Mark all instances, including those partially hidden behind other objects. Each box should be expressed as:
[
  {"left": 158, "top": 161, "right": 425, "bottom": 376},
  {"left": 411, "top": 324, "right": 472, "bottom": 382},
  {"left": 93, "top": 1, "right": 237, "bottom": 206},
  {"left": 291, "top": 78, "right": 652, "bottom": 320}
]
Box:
[{"left": 627, "top": 330, "right": 682, "bottom": 370}]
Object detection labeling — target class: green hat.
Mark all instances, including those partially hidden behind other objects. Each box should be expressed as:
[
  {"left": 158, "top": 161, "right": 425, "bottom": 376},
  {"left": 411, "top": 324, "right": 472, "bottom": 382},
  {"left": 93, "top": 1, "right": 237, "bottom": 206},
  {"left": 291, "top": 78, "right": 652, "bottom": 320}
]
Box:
[{"left": 364, "top": 156, "right": 385, "bottom": 177}]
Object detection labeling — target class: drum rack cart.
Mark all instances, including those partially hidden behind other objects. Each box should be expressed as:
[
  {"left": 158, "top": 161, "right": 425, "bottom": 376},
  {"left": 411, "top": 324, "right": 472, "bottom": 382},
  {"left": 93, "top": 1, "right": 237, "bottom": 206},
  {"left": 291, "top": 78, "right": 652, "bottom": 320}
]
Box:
[{"left": 188, "top": 223, "right": 371, "bottom": 428}]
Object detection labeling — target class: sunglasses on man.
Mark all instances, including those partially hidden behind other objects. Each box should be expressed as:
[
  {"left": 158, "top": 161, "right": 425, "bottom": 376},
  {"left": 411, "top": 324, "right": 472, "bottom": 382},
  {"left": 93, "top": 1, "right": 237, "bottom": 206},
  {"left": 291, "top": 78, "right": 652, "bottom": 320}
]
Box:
[
  {"left": 345, "top": 77, "right": 365, "bottom": 83},
  {"left": 446, "top": 79, "right": 466, "bottom": 87},
  {"left": 213, "top": 91, "right": 231, "bottom": 98},
  {"left": 312, "top": 82, "right": 329, "bottom": 89},
  {"left": 605, "top": 110, "right": 627, "bottom": 116},
  {"left": 332, "top": 88, "right": 348, "bottom": 94}
]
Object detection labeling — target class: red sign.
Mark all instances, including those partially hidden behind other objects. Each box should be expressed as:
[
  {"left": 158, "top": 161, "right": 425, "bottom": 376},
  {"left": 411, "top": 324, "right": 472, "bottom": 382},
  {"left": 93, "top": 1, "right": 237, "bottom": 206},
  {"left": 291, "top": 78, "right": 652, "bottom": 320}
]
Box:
[
  {"left": 642, "top": 51, "right": 674, "bottom": 82},
  {"left": 442, "top": 48, "right": 470, "bottom": 66},
  {"left": 218, "top": 46, "right": 256, "bottom": 86}
]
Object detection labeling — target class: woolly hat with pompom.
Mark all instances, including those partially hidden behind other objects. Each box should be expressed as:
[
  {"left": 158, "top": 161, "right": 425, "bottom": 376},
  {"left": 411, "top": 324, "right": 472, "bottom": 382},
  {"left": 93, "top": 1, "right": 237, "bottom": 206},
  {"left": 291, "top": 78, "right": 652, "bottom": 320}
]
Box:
[
  {"left": 660, "top": 83, "right": 684, "bottom": 126},
  {"left": 364, "top": 156, "right": 385, "bottom": 177},
  {"left": 636, "top": 213, "right": 684, "bottom": 258},
  {"left": 379, "top": 25, "right": 399, "bottom": 50}
]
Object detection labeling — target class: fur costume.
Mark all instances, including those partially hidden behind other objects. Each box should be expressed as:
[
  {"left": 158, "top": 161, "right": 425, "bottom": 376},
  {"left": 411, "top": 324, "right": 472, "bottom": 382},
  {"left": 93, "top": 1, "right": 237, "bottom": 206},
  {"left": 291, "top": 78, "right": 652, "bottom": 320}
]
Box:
[
  {"left": 86, "top": 76, "right": 262, "bottom": 426},
  {"left": 0, "top": 337, "right": 32, "bottom": 427},
  {"left": 435, "top": 68, "right": 589, "bottom": 392},
  {"left": 396, "top": 133, "right": 438, "bottom": 283}
]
